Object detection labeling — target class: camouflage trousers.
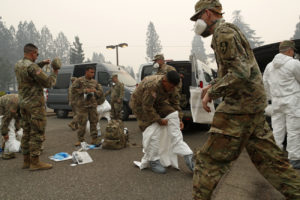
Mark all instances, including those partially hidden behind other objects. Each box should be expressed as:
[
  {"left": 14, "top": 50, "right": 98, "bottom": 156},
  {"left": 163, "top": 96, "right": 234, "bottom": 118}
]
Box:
[
  {"left": 193, "top": 112, "right": 300, "bottom": 200},
  {"left": 20, "top": 103, "right": 46, "bottom": 157},
  {"left": 70, "top": 104, "right": 78, "bottom": 128},
  {"left": 76, "top": 106, "right": 98, "bottom": 141},
  {"left": 111, "top": 101, "right": 122, "bottom": 120},
  {"left": 132, "top": 101, "right": 176, "bottom": 131}
]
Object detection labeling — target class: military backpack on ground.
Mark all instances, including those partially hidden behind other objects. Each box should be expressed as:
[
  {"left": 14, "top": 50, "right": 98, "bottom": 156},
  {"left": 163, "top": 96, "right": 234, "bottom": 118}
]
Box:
[{"left": 102, "top": 120, "right": 128, "bottom": 150}]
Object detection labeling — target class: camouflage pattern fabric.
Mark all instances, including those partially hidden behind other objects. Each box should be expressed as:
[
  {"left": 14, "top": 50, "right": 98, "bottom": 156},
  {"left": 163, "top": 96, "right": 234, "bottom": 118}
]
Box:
[
  {"left": 71, "top": 76, "right": 104, "bottom": 141},
  {"left": 155, "top": 64, "right": 184, "bottom": 119},
  {"left": 207, "top": 19, "right": 267, "bottom": 114},
  {"left": 0, "top": 94, "right": 20, "bottom": 136},
  {"left": 193, "top": 18, "right": 300, "bottom": 200},
  {"left": 129, "top": 75, "right": 181, "bottom": 131},
  {"left": 68, "top": 79, "right": 78, "bottom": 128},
  {"left": 15, "top": 58, "right": 57, "bottom": 157},
  {"left": 71, "top": 76, "right": 104, "bottom": 108},
  {"left": 105, "top": 81, "right": 124, "bottom": 120},
  {"left": 76, "top": 107, "right": 98, "bottom": 141},
  {"left": 156, "top": 63, "right": 176, "bottom": 75},
  {"left": 193, "top": 113, "right": 300, "bottom": 200},
  {"left": 102, "top": 120, "right": 128, "bottom": 150}
]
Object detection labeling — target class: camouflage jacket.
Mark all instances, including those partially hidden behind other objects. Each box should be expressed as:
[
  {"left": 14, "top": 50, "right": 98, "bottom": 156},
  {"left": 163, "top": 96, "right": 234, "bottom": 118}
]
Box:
[
  {"left": 105, "top": 81, "right": 124, "bottom": 103},
  {"left": 0, "top": 94, "right": 20, "bottom": 136},
  {"left": 156, "top": 64, "right": 176, "bottom": 75},
  {"left": 71, "top": 76, "right": 104, "bottom": 108},
  {"left": 130, "top": 75, "right": 182, "bottom": 124},
  {"left": 14, "top": 58, "right": 57, "bottom": 109},
  {"left": 208, "top": 19, "right": 267, "bottom": 114}
]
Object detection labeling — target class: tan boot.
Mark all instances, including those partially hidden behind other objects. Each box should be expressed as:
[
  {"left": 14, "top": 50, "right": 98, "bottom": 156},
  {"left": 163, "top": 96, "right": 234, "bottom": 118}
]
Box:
[
  {"left": 22, "top": 154, "right": 30, "bottom": 169},
  {"left": 29, "top": 156, "right": 52, "bottom": 171},
  {"left": 74, "top": 141, "right": 81, "bottom": 146}
]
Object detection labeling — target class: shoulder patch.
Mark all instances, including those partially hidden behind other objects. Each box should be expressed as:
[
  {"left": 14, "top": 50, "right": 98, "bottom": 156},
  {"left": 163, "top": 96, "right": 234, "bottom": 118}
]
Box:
[
  {"left": 220, "top": 41, "right": 228, "bottom": 54},
  {"left": 36, "top": 69, "right": 42, "bottom": 75}
]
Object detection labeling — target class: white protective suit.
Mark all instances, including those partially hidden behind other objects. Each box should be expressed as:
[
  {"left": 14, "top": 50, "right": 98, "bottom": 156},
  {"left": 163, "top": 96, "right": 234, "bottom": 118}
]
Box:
[
  {"left": 263, "top": 53, "right": 300, "bottom": 161},
  {"left": 134, "top": 111, "right": 193, "bottom": 169}
]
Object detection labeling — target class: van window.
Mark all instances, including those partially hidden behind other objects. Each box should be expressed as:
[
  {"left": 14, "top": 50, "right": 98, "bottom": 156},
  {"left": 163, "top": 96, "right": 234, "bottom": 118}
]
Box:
[
  {"left": 73, "top": 64, "right": 96, "bottom": 78},
  {"left": 98, "top": 72, "right": 110, "bottom": 86},
  {"left": 112, "top": 71, "right": 137, "bottom": 86},
  {"left": 141, "top": 65, "right": 157, "bottom": 80},
  {"left": 54, "top": 73, "right": 71, "bottom": 89}
]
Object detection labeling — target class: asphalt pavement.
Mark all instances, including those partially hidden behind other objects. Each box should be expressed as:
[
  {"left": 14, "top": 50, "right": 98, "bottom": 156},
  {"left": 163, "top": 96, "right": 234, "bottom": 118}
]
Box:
[{"left": 0, "top": 115, "right": 298, "bottom": 200}]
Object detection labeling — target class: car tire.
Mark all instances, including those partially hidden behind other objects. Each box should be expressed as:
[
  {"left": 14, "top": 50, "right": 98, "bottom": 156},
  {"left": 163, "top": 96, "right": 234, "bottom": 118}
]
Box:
[
  {"left": 122, "top": 104, "right": 130, "bottom": 121},
  {"left": 56, "top": 109, "right": 69, "bottom": 118}
]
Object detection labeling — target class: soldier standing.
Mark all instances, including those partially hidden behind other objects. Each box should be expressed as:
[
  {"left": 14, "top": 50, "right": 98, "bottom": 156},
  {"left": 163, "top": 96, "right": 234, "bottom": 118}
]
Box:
[
  {"left": 130, "top": 71, "right": 193, "bottom": 174},
  {"left": 153, "top": 54, "right": 176, "bottom": 75},
  {"left": 68, "top": 77, "right": 78, "bottom": 131},
  {"left": 71, "top": 66, "right": 104, "bottom": 146},
  {"left": 15, "top": 43, "right": 60, "bottom": 170},
  {"left": 105, "top": 73, "right": 124, "bottom": 120},
  {"left": 0, "top": 94, "right": 20, "bottom": 160},
  {"left": 190, "top": 0, "right": 300, "bottom": 199}
]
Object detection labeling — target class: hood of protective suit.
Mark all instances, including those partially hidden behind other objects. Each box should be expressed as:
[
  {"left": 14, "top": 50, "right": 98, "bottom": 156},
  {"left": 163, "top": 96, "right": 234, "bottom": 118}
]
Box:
[{"left": 272, "top": 53, "right": 293, "bottom": 69}]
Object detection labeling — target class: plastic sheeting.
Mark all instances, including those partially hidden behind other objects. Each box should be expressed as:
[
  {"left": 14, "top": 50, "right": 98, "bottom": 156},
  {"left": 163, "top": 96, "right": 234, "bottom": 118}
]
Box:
[
  {"left": 189, "top": 87, "right": 215, "bottom": 124},
  {"left": 0, "top": 116, "right": 22, "bottom": 153}
]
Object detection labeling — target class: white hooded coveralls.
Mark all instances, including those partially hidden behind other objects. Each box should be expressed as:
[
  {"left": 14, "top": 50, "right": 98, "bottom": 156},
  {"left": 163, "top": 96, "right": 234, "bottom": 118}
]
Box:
[{"left": 263, "top": 53, "right": 300, "bottom": 161}]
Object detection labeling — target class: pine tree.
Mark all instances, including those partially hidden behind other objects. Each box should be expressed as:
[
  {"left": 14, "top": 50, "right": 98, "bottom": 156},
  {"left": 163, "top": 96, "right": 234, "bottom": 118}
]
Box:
[
  {"left": 70, "top": 36, "right": 85, "bottom": 64},
  {"left": 292, "top": 16, "right": 300, "bottom": 39},
  {"left": 232, "top": 10, "right": 264, "bottom": 48},
  {"left": 54, "top": 32, "right": 70, "bottom": 64},
  {"left": 39, "top": 26, "right": 55, "bottom": 61},
  {"left": 91, "top": 52, "right": 105, "bottom": 63},
  {"left": 146, "top": 22, "right": 162, "bottom": 62},
  {"left": 191, "top": 34, "right": 207, "bottom": 63}
]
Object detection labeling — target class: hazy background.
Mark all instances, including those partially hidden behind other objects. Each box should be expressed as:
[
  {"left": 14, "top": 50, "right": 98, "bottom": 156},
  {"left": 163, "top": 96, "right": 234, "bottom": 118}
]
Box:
[{"left": 1, "top": 0, "right": 299, "bottom": 72}]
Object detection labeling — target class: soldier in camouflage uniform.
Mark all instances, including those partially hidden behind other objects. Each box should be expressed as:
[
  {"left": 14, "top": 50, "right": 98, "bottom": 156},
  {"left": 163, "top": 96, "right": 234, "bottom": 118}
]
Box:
[
  {"left": 0, "top": 94, "right": 20, "bottom": 159},
  {"left": 68, "top": 77, "right": 78, "bottom": 131},
  {"left": 105, "top": 73, "right": 124, "bottom": 120},
  {"left": 130, "top": 71, "right": 193, "bottom": 173},
  {"left": 190, "top": 0, "right": 300, "bottom": 199},
  {"left": 71, "top": 66, "right": 104, "bottom": 146},
  {"left": 153, "top": 54, "right": 185, "bottom": 119},
  {"left": 15, "top": 43, "right": 59, "bottom": 170}
]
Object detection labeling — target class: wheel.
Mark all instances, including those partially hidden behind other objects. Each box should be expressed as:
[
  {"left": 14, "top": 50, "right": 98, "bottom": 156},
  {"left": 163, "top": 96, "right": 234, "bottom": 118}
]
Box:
[
  {"left": 56, "top": 109, "right": 69, "bottom": 118},
  {"left": 122, "top": 104, "right": 130, "bottom": 121}
]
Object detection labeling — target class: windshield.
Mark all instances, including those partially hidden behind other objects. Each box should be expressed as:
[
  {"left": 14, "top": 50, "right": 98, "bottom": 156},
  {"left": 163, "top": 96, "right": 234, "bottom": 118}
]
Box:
[{"left": 113, "top": 70, "right": 136, "bottom": 86}]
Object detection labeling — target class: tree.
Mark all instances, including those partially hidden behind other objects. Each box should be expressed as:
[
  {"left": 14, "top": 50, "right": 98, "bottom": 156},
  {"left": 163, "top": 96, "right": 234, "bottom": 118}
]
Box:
[
  {"left": 0, "top": 57, "right": 14, "bottom": 91},
  {"left": 232, "top": 10, "right": 264, "bottom": 48},
  {"left": 54, "top": 32, "right": 70, "bottom": 64},
  {"left": 91, "top": 52, "right": 105, "bottom": 63},
  {"left": 70, "top": 36, "right": 84, "bottom": 64},
  {"left": 39, "top": 26, "right": 55, "bottom": 61},
  {"left": 15, "top": 21, "right": 40, "bottom": 58},
  {"left": 191, "top": 34, "right": 207, "bottom": 63},
  {"left": 292, "top": 16, "right": 300, "bottom": 39},
  {"left": 146, "top": 22, "right": 162, "bottom": 62}
]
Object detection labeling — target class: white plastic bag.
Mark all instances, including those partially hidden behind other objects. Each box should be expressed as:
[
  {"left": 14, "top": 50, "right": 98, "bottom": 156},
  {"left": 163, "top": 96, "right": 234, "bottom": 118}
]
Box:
[
  {"left": 189, "top": 87, "right": 215, "bottom": 124},
  {"left": 97, "top": 100, "right": 111, "bottom": 113},
  {"left": 1, "top": 117, "right": 21, "bottom": 153}
]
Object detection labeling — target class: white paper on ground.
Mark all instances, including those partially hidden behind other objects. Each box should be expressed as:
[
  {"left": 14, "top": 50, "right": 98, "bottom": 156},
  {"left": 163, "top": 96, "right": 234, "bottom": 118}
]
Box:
[
  {"left": 72, "top": 151, "right": 93, "bottom": 165},
  {"left": 189, "top": 87, "right": 215, "bottom": 124}
]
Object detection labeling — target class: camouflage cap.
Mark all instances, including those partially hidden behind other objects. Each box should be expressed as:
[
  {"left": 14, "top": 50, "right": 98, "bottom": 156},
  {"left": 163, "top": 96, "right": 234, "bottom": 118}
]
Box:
[
  {"left": 190, "top": 0, "right": 222, "bottom": 21},
  {"left": 51, "top": 57, "right": 62, "bottom": 70},
  {"left": 152, "top": 54, "right": 165, "bottom": 61},
  {"left": 111, "top": 73, "right": 118, "bottom": 78},
  {"left": 279, "top": 40, "right": 297, "bottom": 51},
  {"left": 70, "top": 77, "right": 77, "bottom": 82}
]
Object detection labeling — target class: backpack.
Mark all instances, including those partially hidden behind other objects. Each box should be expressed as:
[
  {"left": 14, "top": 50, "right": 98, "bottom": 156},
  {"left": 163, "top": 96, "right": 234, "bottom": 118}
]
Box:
[{"left": 102, "top": 120, "right": 128, "bottom": 150}]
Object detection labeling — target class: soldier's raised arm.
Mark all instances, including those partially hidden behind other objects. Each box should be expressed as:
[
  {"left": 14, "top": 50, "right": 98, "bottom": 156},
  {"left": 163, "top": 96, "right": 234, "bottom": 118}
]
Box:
[{"left": 28, "top": 63, "right": 57, "bottom": 88}]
